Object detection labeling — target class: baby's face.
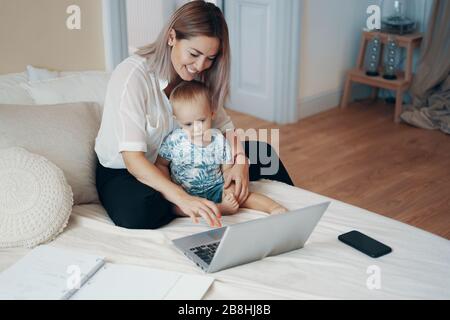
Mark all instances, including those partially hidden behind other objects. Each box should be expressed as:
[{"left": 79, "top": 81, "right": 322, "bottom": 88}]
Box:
[{"left": 173, "top": 97, "right": 214, "bottom": 140}]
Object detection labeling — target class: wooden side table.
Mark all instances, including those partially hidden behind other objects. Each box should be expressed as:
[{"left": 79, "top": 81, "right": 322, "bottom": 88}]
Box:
[{"left": 340, "top": 31, "right": 422, "bottom": 122}]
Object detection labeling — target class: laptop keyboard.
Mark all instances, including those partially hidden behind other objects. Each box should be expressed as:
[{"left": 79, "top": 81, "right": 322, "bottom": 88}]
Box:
[{"left": 190, "top": 242, "right": 220, "bottom": 265}]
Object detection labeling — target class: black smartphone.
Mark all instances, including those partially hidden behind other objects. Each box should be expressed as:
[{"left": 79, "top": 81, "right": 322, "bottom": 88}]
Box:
[{"left": 338, "top": 230, "right": 392, "bottom": 258}]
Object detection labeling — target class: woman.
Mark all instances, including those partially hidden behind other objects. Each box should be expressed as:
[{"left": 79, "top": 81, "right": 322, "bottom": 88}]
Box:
[{"left": 95, "top": 0, "right": 294, "bottom": 230}]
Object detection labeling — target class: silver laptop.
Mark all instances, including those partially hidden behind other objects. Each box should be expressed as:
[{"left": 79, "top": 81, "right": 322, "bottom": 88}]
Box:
[{"left": 172, "top": 201, "right": 330, "bottom": 273}]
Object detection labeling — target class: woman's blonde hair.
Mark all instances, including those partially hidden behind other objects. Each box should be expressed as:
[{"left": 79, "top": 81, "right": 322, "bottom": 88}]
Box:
[{"left": 135, "top": 0, "right": 230, "bottom": 111}]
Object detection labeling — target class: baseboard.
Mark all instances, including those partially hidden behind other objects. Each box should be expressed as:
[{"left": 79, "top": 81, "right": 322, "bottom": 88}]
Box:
[{"left": 297, "top": 84, "right": 371, "bottom": 120}]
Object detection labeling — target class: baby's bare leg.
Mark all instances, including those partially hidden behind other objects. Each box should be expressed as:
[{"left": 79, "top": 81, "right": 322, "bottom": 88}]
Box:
[
  {"left": 224, "top": 183, "right": 287, "bottom": 214},
  {"left": 241, "top": 192, "right": 288, "bottom": 214},
  {"left": 217, "top": 188, "right": 239, "bottom": 215}
]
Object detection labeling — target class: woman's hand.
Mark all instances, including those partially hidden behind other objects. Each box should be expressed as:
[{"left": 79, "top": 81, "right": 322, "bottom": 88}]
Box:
[
  {"left": 174, "top": 192, "right": 222, "bottom": 227},
  {"left": 223, "top": 154, "right": 250, "bottom": 204}
]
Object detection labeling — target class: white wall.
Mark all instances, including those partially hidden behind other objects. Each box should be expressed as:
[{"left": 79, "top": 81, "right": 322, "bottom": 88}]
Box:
[
  {"left": 297, "top": 0, "right": 433, "bottom": 119},
  {"left": 126, "top": 0, "right": 176, "bottom": 54},
  {"left": 0, "top": 0, "right": 105, "bottom": 74},
  {"left": 297, "top": 0, "right": 372, "bottom": 119}
]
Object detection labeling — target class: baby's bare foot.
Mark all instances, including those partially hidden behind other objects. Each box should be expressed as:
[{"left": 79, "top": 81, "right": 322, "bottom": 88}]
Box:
[
  {"left": 270, "top": 205, "right": 288, "bottom": 215},
  {"left": 218, "top": 192, "right": 240, "bottom": 215}
]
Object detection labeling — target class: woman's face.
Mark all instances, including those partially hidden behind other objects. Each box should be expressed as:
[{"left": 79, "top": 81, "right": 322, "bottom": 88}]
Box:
[{"left": 169, "top": 29, "right": 220, "bottom": 81}]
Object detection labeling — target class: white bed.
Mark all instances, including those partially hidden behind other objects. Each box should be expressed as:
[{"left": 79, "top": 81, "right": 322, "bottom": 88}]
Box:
[
  {"left": 1, "top": 180, "right": 449, "bottom": 299},
  {"left": 1, "top": 67, "right": 449, "bottom": 300}
]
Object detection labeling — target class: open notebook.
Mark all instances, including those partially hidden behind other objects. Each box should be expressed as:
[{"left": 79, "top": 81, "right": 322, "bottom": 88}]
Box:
[{"left": 0, "top": 245, "right": 214, "bottom": 300}]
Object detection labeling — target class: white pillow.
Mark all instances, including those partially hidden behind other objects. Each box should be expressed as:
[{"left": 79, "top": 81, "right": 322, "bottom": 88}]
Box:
[
  {"left": 20, "top": 72, "right": 110, "bottom": 106},
  {"left": 0, "top": 72, "right": 28, "bottom": 86},
  {"left": 25, "top": 65, "right": 106, "bottom": 80},
  {"left": 26, "top": 65, "right": 60, "bottom": 82},
  {"left": 0, "top": 102, "right": 102, "bottom": 205},
  {"left": 0, "top": 84, "right": 34, "bottom": 105},
  {"left": 0, "top": 147, "right": 73, "bottom": 248},
  {"left": 60, "top": 70, "right": 109, "bottom": 77},
  {"left": 0, "top": 72, "right": 34, "bottom": 105}
]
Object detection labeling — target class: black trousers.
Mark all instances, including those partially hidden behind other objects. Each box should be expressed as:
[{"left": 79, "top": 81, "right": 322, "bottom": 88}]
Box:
[{"left": 96, "top": 141, "right": 294, "bottom": 229}]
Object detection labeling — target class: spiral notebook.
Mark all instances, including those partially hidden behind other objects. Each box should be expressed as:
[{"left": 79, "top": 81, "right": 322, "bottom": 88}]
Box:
[{"left": 0, "top": 245, "right": 214, "bottom": 300}]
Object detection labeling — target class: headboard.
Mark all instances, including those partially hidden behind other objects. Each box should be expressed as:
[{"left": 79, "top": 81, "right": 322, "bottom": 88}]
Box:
[{"left": 0, "top": 0, "right": 106, "bottom": 74}]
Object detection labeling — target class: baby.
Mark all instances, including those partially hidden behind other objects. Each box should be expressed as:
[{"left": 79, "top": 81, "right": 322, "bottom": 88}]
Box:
[{"left": 155, "top": 81, "right": 287, "bottom": 217}]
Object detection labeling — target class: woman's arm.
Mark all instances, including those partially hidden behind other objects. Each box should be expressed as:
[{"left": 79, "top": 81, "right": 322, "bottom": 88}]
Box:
[
  {"left": 223, "top": 129, "right": 250, "bottom": 204},
  {"left": 155, "top": 155, "right": 171, "bottom": 180},
  {"left": 214, "top": 107, "right": 249, "bottom": 203},
  {"left": 221, "top": 163, "right": 233, "bottom": 172},
  {"left": 122, "top": 151, "right": 222, "bottom": 226},
  {"left": 123, "top": 151, "right": 183, "bottom": 203}
]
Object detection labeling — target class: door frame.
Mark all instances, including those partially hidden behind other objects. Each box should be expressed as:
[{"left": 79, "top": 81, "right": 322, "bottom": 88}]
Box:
[
  {"left": 272, "top": 0, "right": 302, "bottom": 123},
  {"left": 224, "top": 0, "right": 303, "bottom": 124}
]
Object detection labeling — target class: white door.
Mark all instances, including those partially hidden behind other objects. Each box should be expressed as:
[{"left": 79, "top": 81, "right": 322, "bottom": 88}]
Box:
[{"left": 224, "top": 0, "right": 302, "bottom": 123}]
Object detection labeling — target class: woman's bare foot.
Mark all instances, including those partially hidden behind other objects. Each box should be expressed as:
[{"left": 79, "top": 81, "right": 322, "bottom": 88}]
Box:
[
  {"left": 269, "top": 205, "right": 288, "bottom": 215},
  {"left": 218, "top": 191, "right": 240, "bottom": 215}
]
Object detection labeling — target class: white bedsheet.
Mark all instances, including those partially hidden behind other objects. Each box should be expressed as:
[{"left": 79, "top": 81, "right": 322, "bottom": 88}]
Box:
[{"left": 1, "top": 180, "right": 449, "bottom": 299}]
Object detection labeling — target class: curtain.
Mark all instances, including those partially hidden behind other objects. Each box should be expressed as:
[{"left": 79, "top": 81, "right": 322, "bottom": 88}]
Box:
[
  {"left": 400, "top": 0, "right": 450, "bottom": 134},
  {"left": 103, "top": 0, "right": 129, "bottom": 71}
]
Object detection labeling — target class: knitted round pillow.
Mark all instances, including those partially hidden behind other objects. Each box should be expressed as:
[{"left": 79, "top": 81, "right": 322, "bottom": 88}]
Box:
[{"left": 0, "top": 147, "right": 73, "bottom": 248}]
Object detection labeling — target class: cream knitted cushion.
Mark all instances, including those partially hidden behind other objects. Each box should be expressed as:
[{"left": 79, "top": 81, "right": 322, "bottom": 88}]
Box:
[
  {"left": 0, "top": 102, "right": 102, "bottom": 205},
  {"left": 0, "top": 147, "right": 73, "bottom": 248}
]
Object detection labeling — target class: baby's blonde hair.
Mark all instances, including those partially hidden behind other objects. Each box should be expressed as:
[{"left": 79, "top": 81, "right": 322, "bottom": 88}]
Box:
[{"left": 169, "top": 80, "right": 212, "bottom": 111}]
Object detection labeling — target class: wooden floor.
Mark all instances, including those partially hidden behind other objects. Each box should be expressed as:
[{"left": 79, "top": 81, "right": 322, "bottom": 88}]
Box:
[{"left": 227, "top": 99, "right": 450, "bottom": 239}]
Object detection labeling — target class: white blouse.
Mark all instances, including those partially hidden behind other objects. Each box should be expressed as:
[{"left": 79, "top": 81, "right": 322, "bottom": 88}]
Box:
[{"left": 95, "top": 54, "right": 234, "bottom": 169}]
